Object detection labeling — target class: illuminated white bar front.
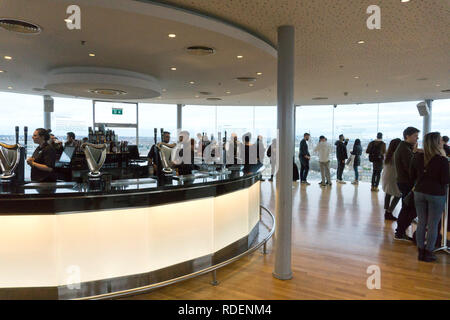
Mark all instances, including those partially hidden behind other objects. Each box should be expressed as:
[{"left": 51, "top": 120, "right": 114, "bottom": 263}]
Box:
[{"left": 0, "top": 181, "right": 260, "bottom": 288}]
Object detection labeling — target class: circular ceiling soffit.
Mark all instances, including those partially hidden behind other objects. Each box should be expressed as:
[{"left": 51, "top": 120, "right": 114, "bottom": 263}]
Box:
[
  {"left": 0, "top": 18, "right": 42, "bottom": 34},
  {"left": 206, "top": 97, "right": 222, "bottom": 101},
  {"left": 44, "top": 67, "right": 161, "bottom": 100},
  {"left": 186, "top": 46, "right": 215, "bottom": 56}
]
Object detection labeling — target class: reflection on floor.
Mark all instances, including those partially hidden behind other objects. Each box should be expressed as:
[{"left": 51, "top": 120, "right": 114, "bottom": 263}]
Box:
[{"left": 122, "top": 179, "right": 449, "bottom": 300}]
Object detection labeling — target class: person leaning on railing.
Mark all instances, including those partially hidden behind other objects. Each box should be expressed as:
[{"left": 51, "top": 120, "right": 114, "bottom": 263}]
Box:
[{"left": 410, "top": 132, "right": 449, "bottom": 262}]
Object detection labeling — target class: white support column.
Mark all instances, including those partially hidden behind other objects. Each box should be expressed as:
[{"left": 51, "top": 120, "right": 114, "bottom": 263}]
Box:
[
  {"left": 43, "top": 95, "right": 54, "bottom": 130},
  {"left": 423, "top": 99, "right": 432, "bottom": 139},
  {"left": 177, "top": 104, "right": 183, "bottom": 130},
  {"left": 273, "top": 25, "right": 294, "bottom": 280}
]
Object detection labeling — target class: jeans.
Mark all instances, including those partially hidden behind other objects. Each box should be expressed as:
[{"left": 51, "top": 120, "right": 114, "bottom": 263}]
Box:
[
  {"left": 414, "top": 191, "right": 446, "bottom": 251},
  {"left": 396, "top": 182, "right": 417, "bottom": 235},
  {"left": 319, "top": 161, "right": 331, "bottom": 184},
  {"left": 371, "top": 161, "right": 383, "bottom": 187},
  {"left": 337, "top": 160, "right": 345, "bottom": 180},
  {"left": 354, "top": 165, "right": 359, "bottom": 181},
  {"left": 300, "top": 159, "right": 309, "bottom": 182},
  {"left": 384, "top": 194, "right": 401, "bottom": 213}
]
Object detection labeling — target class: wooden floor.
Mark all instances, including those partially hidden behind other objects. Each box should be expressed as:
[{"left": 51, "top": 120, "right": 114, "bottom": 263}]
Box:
[{"left": 122, "top": 180, "right": 450, "bottom": 300}]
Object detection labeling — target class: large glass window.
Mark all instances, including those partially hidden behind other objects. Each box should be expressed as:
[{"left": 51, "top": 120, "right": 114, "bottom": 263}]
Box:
[
  {"left": 52, "top": 97, "right": 93, "bottom": 142},
  {"left": 217, "top": 106, "right": 254, "bottom": 139},
  {"left": 378, "top": 101, "right": 422, "bottom": 141},
  {"left": 432, "top": 99, "right": 450, "bottom": 135},
  {"left": 138, "top": 103, "right": 177, "bottom": 155},
  {"left": 183, "top": 105, "right": 216, "bottom": 139}
]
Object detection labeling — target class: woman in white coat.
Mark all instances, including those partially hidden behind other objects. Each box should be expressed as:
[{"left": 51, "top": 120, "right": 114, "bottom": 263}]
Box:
[{"left": 381, "top": 138, "right": 402, "bottom": 221}]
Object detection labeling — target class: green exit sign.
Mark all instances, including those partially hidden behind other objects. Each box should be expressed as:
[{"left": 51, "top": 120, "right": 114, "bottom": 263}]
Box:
[{"left": 112, "top": 108, "right": 123, "bottom": 115}]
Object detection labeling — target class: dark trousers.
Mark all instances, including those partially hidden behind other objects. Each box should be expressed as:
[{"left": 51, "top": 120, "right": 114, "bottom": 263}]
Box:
[
  {"left": 300, "top": 159, "right": 309, "bottom": 182},
  {"left": 337, "top": 160, "right": 345, "bottom": 180},
  {"left": 396, "top": 182, "right": 417, "bottom": 235},
  {"left": 371, "top": 161, "right": 383, "bottom": 187},
  {"left": 384, "top": 194, "right": 401, "bottom": 213}
]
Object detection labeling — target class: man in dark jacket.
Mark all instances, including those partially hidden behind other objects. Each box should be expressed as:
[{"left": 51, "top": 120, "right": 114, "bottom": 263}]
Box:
[
  {"left": 366, "top": 132, "right": 386, "bottom": 191},
  {"left": 299, "top": 133, "right": 311, "bottom": 185},
  {"left": 394, "top": 126, "right": 420, "bottom": 241},
  {"left": 443, "top": 135, "right": 450, "bottom": 156},
  {"left": 335, "top": 134, "right": 348, "bottom": 184}
]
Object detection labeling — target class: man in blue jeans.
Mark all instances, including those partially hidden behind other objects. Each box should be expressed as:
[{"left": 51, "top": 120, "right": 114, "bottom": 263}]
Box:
[
  {"left": 393, "top": 127, "right": 421, "bottom": 241},
  {"left": 335, "top": 134, "right": 348, "bottom": 184},
  {"left": 299, "top": 133, "right": 311, "bottom": 185}
]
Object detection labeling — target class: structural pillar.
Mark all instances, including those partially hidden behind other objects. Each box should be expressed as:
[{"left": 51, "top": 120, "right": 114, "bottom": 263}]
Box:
[
  {"left": 177, "top": 104, "right": 183, "bottom": 130},
  {"left": 422, "top": 99, "right": 432, "bottom": 139},
  {"left": 273, "top": 25, "right": 294, "bottom": 280},
  {"left": 43, "top": 95, "right": 54, "bottom": 130}
]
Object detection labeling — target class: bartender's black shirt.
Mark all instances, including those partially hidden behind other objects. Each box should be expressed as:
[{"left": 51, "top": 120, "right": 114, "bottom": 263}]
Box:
[{"left": 31, "top": 142, "right": 56, "bottom": 182}]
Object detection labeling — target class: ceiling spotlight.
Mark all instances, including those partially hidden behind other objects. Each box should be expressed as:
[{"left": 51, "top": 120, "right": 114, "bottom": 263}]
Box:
[
  {"left": 237, "top": 55, "right": 243, "bottom": 59},
  {"left": 168, "top": 34, "right": 176, "bottom": 38},
  {"left": 354, "top": 76, "right": 360, "bottom": 79},
  {"left": 170, "top": 67, "right": 177, "bottom": 71},
  {"left": 189, "top": 81, "right": 195, "bottom": 84},
  {"left": 256, "top": 72, "right": 263, "bottom": 76},
  {"left": 357, "top": 40, "right": 365, "bottom": 44},
  {"left": 4, "top": 56, "right": 12, "bottom": 60},
  {"left": 89, "top": 53, "right": 95, "bottom": 57}
]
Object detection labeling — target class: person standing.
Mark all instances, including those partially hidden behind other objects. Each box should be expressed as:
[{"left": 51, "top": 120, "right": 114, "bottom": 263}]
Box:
[
  {"left": 314, "top": 135, "right": 332, "bottom": 187},
  {"left": 411, "top": 132, "right": 449, "bottom": 262},
  {"left": 267, "top": 139, "right": 277, "bottom": 181},
  {"left": 351, "top": 139, "right": 362, "bottom": 185},
  {"left": 299, "top": 133, "right": 311, "bottom": 185},
  {"left": 335, "top": 134, "right": 349, "bottom": 184},
  {"left": 443, "top": 135, "right": 450, "bottom": 156},
  {"left": 382, "top": 138, "right": 402, "bottom": 221},
  {"left": 394, "top": 126, "right": 421, "bottom": 241},
  {"left": 366, "top": 132, "right": 386, "bottom": 191},
  {"left": 27, "top": 128, "right": 56, "bottom": 182}
]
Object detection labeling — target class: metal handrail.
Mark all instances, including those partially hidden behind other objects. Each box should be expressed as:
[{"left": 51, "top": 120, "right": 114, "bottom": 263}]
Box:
[{"left": 76, "top": 205, "right": 275, "bottom": 300}]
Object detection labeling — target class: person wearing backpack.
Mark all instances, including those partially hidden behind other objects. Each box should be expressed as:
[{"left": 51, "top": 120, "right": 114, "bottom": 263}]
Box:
[{"left": 366, "top": 132, "right": 386, "bottom": 191}]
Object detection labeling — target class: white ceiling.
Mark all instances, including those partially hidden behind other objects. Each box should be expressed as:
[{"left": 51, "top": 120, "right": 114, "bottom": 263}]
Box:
[{"left": 0, "top": 0, "right": 449, "bottom": 106}]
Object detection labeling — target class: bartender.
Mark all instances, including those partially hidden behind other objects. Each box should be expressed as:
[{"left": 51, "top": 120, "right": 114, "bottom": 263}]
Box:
[
  {"left": 27, "top": 128, "right": 56, "bottom": 182},
  {"left": 148, "top": 131, "right": 175, "bottom": 176}
]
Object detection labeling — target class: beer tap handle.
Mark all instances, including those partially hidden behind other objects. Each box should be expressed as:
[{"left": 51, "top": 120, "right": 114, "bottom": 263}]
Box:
[
  {"left": 15, "top": 126, "right": 19, "bottom": 144},
  {"left": 24, "top": 126, "right": 28, "bottom": 147}
]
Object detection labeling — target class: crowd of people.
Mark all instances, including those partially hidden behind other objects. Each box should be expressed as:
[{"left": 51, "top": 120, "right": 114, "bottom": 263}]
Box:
[{"left": 295, "top": 127, "right": 449, "bottom": 263}]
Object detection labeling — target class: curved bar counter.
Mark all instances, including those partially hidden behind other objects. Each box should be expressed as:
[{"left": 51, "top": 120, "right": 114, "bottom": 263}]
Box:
[{"left": 0, "top": 170, "right": 263, "bottom": 299}]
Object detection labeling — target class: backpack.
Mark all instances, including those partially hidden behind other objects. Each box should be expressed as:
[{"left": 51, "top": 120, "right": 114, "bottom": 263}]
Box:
[{"left": 368, "top": 142, "right": 383, "bottom": 162}]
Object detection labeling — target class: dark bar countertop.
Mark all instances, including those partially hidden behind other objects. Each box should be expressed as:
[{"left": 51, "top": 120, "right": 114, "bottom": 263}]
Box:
[{"left": 0, "top": 169, "right": 262, "bottom": 215}]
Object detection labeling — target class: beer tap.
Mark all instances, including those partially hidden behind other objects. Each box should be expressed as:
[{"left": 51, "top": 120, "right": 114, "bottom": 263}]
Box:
[
  {"left": 15, "top": 126, "right": 19, "bottom": 145},
  {"left": 23, "top": 126, "right": 28, "bottom": 157}
]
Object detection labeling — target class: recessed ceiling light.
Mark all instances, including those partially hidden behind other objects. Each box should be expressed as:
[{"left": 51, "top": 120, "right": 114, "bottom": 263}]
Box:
[
  {"left": 357, "top": 40, "right": 365, "bottom": 44},
  {"left": 249, "top": 84, "right": 254, "bottom": 87},
  {"left": 195, "top": 95, "right": 200, "bottom": 98},
  {"left": 226, "top": 91, "right": 231, "bottom": 94},
  {"left": 4, "top": 56, "right": 12, "bottom": 60},
  {"left": 375, "top": 89, "right": 379, "bottom": 93},
  {"left": 89, "top": 53, "right": 95, "bottom": 57},
  {"left": 401, "top": 0, "right": 410, "bottom": 3},
  {"left": 354, "top": 76, "right": 359, "bottom": 79},
  {"left": 162, "top": 89, "right": 167, "bottom": 92},
  {"left": 189, "top": 81, "right": 195, "bottom": 84},
  {"left": 64, "top": 19, "right": 72, "bottom": 23},
  {"left": 7, "top": 86, "right": 13, "bottom": 89},
  {"left": 435, "top": 84, "right": 441, "bottom": 87},
  {"left": 168, "top": 34, "right": 176, "bottom": 38},
  {"left": 0, "top": 70, "right": 4, "bottom": 73},
  {"left": 256, "top": 72, "right": 262, "bottom": 76},
  {"left": 0, "top": 19, "right": 41, "bottom": 34},
  {"left": 237, "top": 55, "right": 243, "bottom": 59},
  {"left": 171, "top": 67, "right": 177, "bottom": 71}
]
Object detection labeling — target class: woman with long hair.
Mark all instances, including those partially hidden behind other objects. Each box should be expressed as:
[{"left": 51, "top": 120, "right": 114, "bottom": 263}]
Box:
[
  {"left": 411, "top": 132, "right": 449, "bottom": 262},
  {"left": 26, "top": 128, "right": 56, "bottom": 182},
  {"left": 350, "top": 139, "right": 362, "bottom": 185},
  {"left": 381, "top": 138, "right": 402, "bottom": 220}
]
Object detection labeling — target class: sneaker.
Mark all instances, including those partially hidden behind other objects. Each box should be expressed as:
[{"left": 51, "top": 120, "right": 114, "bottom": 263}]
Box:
[
  {"left": 304, "top": 181, "right": 311, "bottom": 185},
  {"left": 351, "top": 180, "right": 358, "bottom": 185},
  {"left": 337, "top": 180, "right": 346, "bottom": 184},
  {"left": 319, "top": 183, "right": 326, "bottom": 187},
  {"left": 384, "top": 211, "right": 398, "bottom": 221},
  {"left": 394, "top": 233, "right": 413, "bottom": 241},
  {"left": 326, "top": 182, "right": 332, "bottom": 186},
  {"left": 422, "top": 250, "right": 437, "bottom": 262}
]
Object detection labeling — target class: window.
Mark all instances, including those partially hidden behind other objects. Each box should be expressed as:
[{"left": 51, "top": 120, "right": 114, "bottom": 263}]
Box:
[{"left": 52, "top": 97, "right": 92, "bottom": 141}]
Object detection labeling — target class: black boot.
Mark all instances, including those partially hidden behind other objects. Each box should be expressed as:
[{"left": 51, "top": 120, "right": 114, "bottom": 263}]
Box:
[
  {"left": 384, "top": 211, "right": 398, "bottom": 221},
  {"left": 417, "top": 248, "right": 425, "bottom": 261},
  {"left": 422, "top": 250, "right": 437, "bottom": 262}
]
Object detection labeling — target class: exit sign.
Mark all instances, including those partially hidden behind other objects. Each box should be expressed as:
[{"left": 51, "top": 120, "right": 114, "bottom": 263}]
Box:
[{"left": 112, "top": 108, "right": 123, "bottom": 115}]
